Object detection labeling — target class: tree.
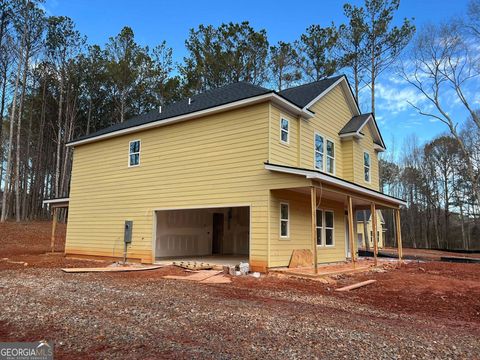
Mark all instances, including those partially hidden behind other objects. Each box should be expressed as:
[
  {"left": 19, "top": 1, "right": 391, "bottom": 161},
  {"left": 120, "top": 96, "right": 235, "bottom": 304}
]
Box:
[
  {"left": 360, "top": 0, "right": 415, "bottom": 114},
  {"left": 400, "top": 21, "right": 480, "bottom": 204},
  {"left": 294, "top": 24, "right": 339, "bottom": 82},
  {"left": 269, "top": 41, "right": 301, "bottom": 91},
  {"left": 339, "top": 3, "right": 368, "bottom": 102},
  {"left": 105, "top": 26, "right": 147, "bottom": 123},
  {"left": 181, "top": 22, "right": 269, "bottom": 93}
]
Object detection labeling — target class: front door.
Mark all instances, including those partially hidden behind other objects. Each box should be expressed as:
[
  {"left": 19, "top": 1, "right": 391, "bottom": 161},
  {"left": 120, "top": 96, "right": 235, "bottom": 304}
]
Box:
[{"left": 212, "top": 213, "right": 224, "bottom": 254}]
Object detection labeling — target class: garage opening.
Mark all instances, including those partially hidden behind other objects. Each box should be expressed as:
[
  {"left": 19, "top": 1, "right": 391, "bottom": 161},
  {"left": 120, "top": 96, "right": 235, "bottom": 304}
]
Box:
[{"left": 155, "top": 206, "right": 250, "bottom": 266}]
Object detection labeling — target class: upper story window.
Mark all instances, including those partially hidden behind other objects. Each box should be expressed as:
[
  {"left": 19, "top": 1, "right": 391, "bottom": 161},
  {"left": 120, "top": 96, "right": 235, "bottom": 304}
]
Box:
[
  {"left": 280, "top": 202, "right": 289, "bottom": 238},
  {"left": 364, "top": 151, "right": 371, "bottom": 182},
  {"left": 314, "top": 133, "right": 335, "bottom": 175},
  {"left": 280, "top": 117, "right": 289, "bottom": 144},
  {"left": 326, "top": 140, "right": 335, "bottom": 174},
  {"left": 314, "top": 133, "right": 324, "bottom": 171},
  {"left": 129, "top": 140, "right": 141, "bottom": 167}
]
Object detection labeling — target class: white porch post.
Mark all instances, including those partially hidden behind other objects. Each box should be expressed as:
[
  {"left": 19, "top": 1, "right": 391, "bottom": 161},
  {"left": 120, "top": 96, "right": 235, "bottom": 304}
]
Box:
[{"left": 311, "top": 186, "right": 318, "bottom": 274}]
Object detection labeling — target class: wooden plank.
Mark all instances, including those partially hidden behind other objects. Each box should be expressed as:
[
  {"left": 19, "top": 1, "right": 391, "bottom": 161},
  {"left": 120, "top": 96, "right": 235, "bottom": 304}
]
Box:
[
  {"left": 61, "top": 265, "right": 163, "bottom": 273},
  {"left": 371, "top": 203, "right": 378, "bottom": 266},
  {"left": 311, "top": 186, "right": 318, "bottom": 274},
  {"left": 51, "top": 208, "right": 58, "bottom": 253},
  {"left": 335, "top": 279, "right": 377, "bottom": 292},
  {"left": 347, "top": 196, "right": 356, "bottom": 264},
  {"left": 395, "top": 209, "right": 403, "bottom": 261},
  {"left": 288, "top": 249, "right": 314, "bottom": 268}
]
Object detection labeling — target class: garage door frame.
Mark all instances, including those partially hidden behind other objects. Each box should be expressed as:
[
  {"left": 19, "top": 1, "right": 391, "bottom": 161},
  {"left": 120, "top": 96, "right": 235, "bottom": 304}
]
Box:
[{"left": 151, "top": 203, "right": 252, "bottom": 262}]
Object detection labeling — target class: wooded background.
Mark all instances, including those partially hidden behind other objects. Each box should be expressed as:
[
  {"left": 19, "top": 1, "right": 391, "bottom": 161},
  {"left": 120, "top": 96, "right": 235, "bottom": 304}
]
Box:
[{"left": 0, "top": 0, "right": 478, "bottom": 250}]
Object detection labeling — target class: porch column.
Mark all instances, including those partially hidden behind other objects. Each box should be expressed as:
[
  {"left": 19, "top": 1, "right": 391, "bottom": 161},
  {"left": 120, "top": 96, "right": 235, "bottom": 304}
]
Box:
[
  {"left": 311, "top": 186, "right": 318, "bottom": 274},
  {"left": 347, "top": 196, "right": 356, "bottom": 264},
  {"left": 370, "top": 203, "right": 378, "bottom": 266},
  {"left": 51, "top": 207, "right": 58, "bottom": 253},
  {"left": 395, "top": 208, "right": 403, "bottom": 262}
]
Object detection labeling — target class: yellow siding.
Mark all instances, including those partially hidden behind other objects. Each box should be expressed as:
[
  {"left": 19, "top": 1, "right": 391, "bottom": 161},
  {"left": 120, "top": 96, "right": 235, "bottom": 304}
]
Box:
[
  {"left": 269, "top": 104, "right": 300, "bottom": 167},
  {"left": 352, "top": 125, "right": 380, "bottom": 191},
  {"left": 269, "top": 189, "right": 346, "bottom": 267},
  {"left": 67, "top": 104, "right": 273, "bottom": 265},
  {"left": 357, "top": 212, "right": 385, "bottom": 249},
  {"left": 342, "top": 139, "right": 354, "bottom": 182}
]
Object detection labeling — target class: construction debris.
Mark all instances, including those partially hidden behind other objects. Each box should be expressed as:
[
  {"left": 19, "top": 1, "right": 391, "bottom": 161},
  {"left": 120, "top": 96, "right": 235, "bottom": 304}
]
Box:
[
  {"left": 172, "top": 261, "right": 217, "bottom": 270},
  {"left": 61, "top": 265, "right": 162, "bottom": 273},
  {"left": 288, "top": 249, "right": 313, "bottom": 268},
  {"left": 335, "top": 279, "right": 377, "bottom": 292},
  {"left": 163, "top": 270, "right": 231, "bottom": 284}
]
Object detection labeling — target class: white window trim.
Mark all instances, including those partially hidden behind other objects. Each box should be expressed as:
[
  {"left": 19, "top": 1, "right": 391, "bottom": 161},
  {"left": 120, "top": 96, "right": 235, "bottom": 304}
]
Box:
[
  {"left": 279, "top": 202, "right": 290, "bottom": 239},
  {"left": 280, "top": 116, "right": 290, "bottom": 145},
  {"left": 325, "top": 138, "right": 335, "bottom": 175},
  {"left": 314, "top": 132, "right": 324, "bottom": 171},
  {"left": 363, "top": 151, "right": 371, "bottom": 183},
  {"left": 128, "top": 139, "right": 141, "bottom": 167},
  {"left": 316, "top": 208, "right": 335, "bottom": 247}
]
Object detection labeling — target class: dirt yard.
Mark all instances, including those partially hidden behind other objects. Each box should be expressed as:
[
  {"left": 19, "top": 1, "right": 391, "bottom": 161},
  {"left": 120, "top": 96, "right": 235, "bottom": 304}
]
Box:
[{"left": 1, "top": 222, "right": 479, "bottom": 359}]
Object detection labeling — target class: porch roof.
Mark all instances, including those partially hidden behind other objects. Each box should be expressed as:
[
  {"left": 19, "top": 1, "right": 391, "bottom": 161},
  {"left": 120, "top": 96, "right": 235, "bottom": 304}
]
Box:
[
  {"left": 42, "top": 197, "right": 70, "bottom": 208},
  {"left": 264, "top": 163, "right": 407, "bottom": 207}
]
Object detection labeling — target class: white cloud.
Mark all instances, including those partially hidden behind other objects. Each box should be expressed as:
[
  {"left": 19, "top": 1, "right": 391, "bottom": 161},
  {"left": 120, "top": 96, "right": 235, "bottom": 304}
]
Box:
[{"left": 375, "top": 82, "right": 425, "bottom": 113}]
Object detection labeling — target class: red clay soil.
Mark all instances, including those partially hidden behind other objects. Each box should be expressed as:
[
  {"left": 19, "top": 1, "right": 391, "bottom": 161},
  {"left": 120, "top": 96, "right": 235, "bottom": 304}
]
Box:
[
  {"left": 381, "top": 247, "right": 480, "bottom": 260},
  {"left": 1, "top": 222, "right": 480, "bottom": 358}
]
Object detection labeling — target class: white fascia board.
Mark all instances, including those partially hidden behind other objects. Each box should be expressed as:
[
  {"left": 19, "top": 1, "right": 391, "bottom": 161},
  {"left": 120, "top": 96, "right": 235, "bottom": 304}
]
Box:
[
  {"left": 264, "top": 164, "right": 406, "bottom": 207},
  {"left": 67, "top": 93, "right": 313, "bottom": 147},
  {"left": 339, "top": 132, "right": 364, "bottom": 140},
  {"left": 303, "top": 76, "right": 361, "bottom": 115}
]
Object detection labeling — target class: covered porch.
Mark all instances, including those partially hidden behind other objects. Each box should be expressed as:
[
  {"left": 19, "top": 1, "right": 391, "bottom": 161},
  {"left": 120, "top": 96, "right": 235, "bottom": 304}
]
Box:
[{"left": 266, "top": 163, "right": 406, "bottom": 274}]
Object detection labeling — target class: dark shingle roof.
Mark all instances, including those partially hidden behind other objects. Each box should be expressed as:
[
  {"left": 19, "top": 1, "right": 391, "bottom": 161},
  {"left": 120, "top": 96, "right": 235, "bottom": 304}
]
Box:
[
  {"left": 72, "top": 82, "right": 272, "bottom": 143},
  {"left": 278, "top": 75, "right": 344, "bottom": 108},
  {"left": 357, "top": 210, "right": 371, "bottom": 222},
  {"left": 339, "top": 113, "right": 372, "bottom": 135},
  {"left": 71, "top": 76, "right": 348, "bottom": 144}
]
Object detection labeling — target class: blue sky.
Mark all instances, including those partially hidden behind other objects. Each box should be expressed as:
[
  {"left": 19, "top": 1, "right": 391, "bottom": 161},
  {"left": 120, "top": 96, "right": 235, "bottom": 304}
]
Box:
[{"left": 43, "top": 0, "right": 473, "bottom": 154}]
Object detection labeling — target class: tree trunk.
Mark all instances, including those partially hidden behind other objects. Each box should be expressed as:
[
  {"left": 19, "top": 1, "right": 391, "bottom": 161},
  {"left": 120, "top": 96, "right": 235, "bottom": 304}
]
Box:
[
  {"left": 1, "top": 39, "right": 24, "bottom": 222},
  {"left": 55, "top": 74, "right": 64, "bottom": 198}
]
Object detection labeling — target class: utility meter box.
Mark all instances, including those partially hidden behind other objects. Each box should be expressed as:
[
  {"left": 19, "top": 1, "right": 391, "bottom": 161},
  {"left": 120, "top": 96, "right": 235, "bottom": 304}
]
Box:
[{"left": 124, "top": 220, "right": 133, "bottom": 244}]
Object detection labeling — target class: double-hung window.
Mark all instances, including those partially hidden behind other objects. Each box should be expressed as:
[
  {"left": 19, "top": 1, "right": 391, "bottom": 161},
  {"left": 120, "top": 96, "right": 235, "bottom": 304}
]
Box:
[
  {"left": 316, "top": 209, "right": 334, "bottom": 246},
  {"left": 314, "top": 133, "right": 324, "bottom": 171},
  {"left": 364, "top": 151, "right": 371, "bottom": 182},
  {"left": 280, "top": 118, "right": 289, "bottom": 144},
  {"left": 129, "top": 140, "right": 141, "bottom": 167},
  {"left": 280, "top": 202, "right": 289, "bottom": 238},
  {"left": 314, "top": 133, "right": 335, "bottom": 175}
]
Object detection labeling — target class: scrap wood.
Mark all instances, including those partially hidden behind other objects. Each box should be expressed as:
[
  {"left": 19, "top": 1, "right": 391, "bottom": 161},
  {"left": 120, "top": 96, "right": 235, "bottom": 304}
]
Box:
[
  {"left": 288, "top": 249, "right": 314, "bottom": 268},
  {"left": 173, "top": 261, "right": 215, "bottom": 270},
  {"left": 335, "top": 279, "right": 377, "bottom": 292},
  {"left": 61, "top": 265, "right": 163, "bottom": 273},
  {"left": 163, "top": 270, "right": 222, "bottom": 282},
  {"left": 200, "top": 274, "right": 231, "bottom": 284}
]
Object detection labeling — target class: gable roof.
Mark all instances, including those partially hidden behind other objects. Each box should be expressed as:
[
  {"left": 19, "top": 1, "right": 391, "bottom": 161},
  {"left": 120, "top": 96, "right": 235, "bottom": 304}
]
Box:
[
  {"left": 67, "top": 75, "right": 379, "bottom": 148},
  {"left": 339, "top": 113, "right": 386, "bottom": 151},
  {"left": 278, "top": 75, "right": 344, "bottom": 108}
]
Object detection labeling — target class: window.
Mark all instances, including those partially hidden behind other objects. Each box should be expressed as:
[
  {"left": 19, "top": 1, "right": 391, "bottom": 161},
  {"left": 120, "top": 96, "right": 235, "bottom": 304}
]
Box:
[
  {"left": 129, "top": 140, "right": 141, "bottom": 167},
  {"left": 316, "top": 209, "right": 323, "bottom": 245},
  {"left": 316, "top": 209, "right": 334, "bottom": 247},
  {"left": 280, "top": 118, "right": 289, "bottom": 144},
  {"left": 325, "top": 211, "right": 334, "bottom": 246},
  {"left": 326, "top": 140, "right": 335, "bottom": 174},
  {"left": 280, "top": 203, "right": 289, "bottom": 238},
  {"left": 364, "top": 151, "right": 371, "bottom": 182},
  {"left": 314, "top": 133, "right": 324, "bottom": 170},
  {"left": 370, "top": 231, "right": 381, "bottom": 244}
]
